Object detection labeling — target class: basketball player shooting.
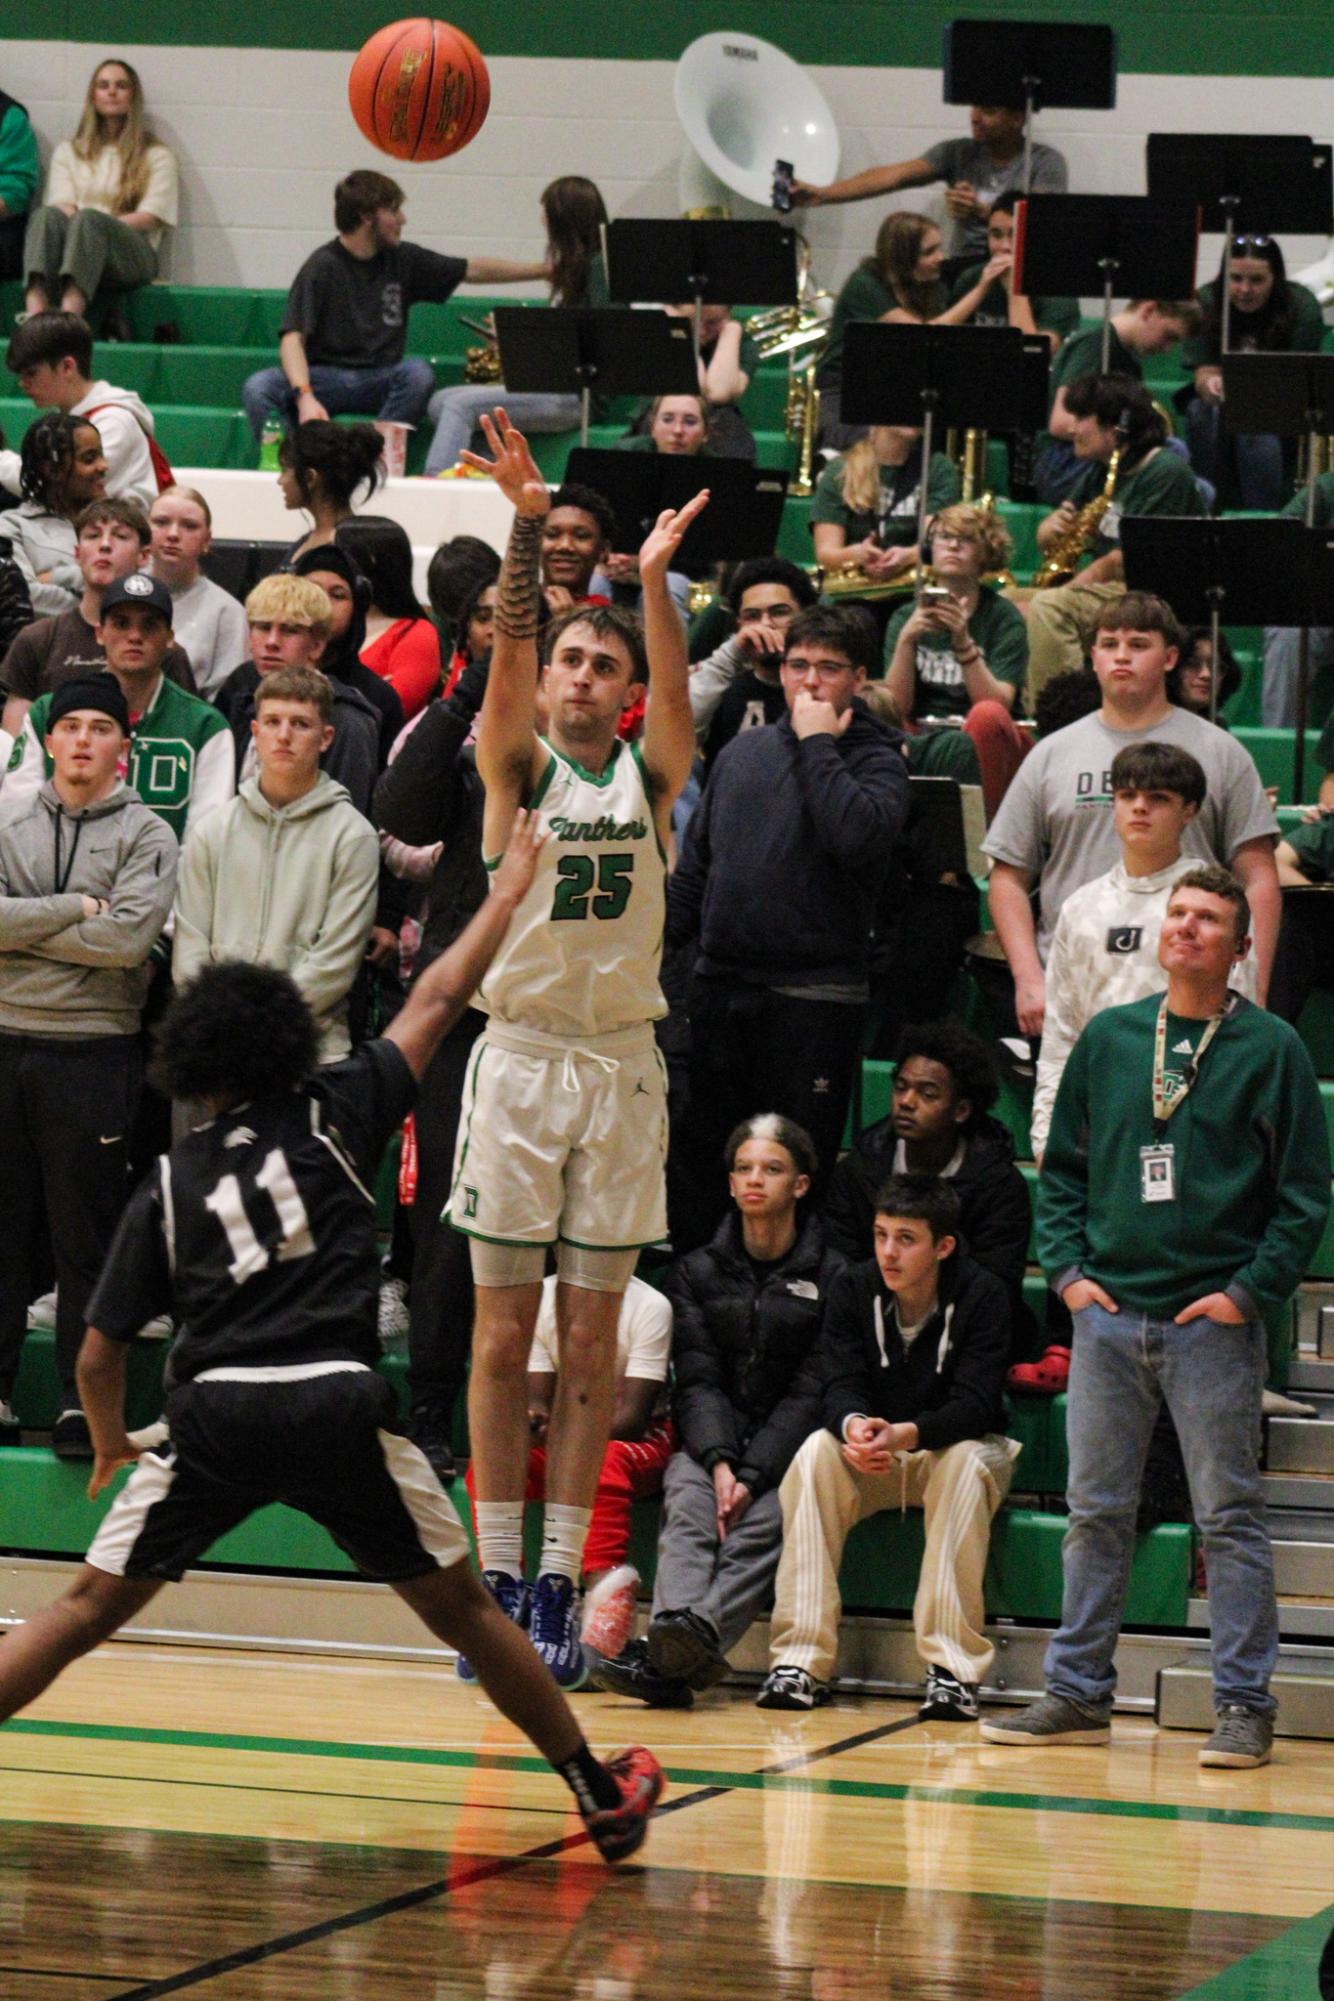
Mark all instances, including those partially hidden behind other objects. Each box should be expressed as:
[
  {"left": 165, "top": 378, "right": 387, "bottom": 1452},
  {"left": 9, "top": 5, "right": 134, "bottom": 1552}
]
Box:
[
  {"left": 0, "top": 811, "right": 665, "bottom": 1862},
  {"left": 451, "top": 410, "right": 706, "bottom": 1686}
]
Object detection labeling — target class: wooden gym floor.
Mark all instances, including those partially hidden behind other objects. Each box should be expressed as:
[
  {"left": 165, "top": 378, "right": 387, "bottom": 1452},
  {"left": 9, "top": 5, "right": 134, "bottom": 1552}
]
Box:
[{"left": 1, "top": 1643, "right": 1331, "bottom": 1998}]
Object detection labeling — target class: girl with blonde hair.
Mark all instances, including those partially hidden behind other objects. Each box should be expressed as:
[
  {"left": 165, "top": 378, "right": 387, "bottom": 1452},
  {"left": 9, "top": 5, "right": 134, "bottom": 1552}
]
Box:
[{"left": 23, "top": 59, "right": 178, "bottom": 322}]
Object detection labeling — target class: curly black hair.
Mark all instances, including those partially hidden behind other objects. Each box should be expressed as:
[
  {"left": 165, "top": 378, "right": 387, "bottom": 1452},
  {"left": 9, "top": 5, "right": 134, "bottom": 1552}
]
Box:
[
  {"left": 20, "top": 409, "right": 93, "bottom": 511},
  {"left": 895, "top": 1022, "right": 999, "bottom": 1125},
  {"left": 151, "top": 962, "right": 319, "bottom": 1105}
]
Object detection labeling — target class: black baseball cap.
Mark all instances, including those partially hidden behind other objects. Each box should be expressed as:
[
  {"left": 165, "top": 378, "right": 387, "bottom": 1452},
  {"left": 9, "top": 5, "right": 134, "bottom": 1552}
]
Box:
[
  {"left": 100, "top": 573, "right": 174, "bottom": 624},
  {"left": 48, "top": 673, "right": 131, "bottom": 734}
]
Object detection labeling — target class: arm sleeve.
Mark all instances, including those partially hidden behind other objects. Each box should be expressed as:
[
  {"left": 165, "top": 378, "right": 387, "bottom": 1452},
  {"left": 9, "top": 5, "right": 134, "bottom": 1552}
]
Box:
[
  {"left": 982, "top": 598, "right": 1029, "bottom": 692},
  {"left": 1228, "top": 1039, "right": 1333, "bottom": 1314},
  {"left": 373, "top": 696, "right": 471, "bottom": 846},
  {"left": 404, "top": 245, "right": 468, "bottom": 305},
  {"left": 1029, "top": 148, "right": 1069, "bottom": 195},
  {"left": 662, "top": 1259, "right": 741, "bottom": 1468},
  {"left": 818, "top": 1269, "right": 876, "bottom": 1437},
  {"left": 367, "top": 622, "right": 442, "bottom": 718},
  {"left": 280, "top": 256, "right": 327, "bottom": 340},
  {"left": 820, "top": 1153, "right": 875, "bottom": 1263},
  {"left": 0, "top": 888, "right": 88, "bottom": 946},
  {"left": 0, "top": 105, "right": 39, "bottom": 213},
  {"left": 980, "top": 750, "right": 1044, "bottom": 869},
  {"left": 622, "top": 1286, "right": 673, "bottom": 1383},
  {"left": 44, "top": 141, "right": 78, "bottom": 210},
  {"left": 3, "top": 716, "right": 45, "bottom": 806},
  {"left": 1034, "top": 1026, "right": 1094, "bottom": 1291},
  {"left": 808, "top": 461, "right": 850, "bottom": 529},
  {"left": 687, "top": 636, "right": 746, "bottom": 734},
  {"left": 792, "top": 730, "right": 910, "bottom": 869},
  {"left": 139, "top": 145, "right": 179, "bottom": 226},
  {"left": 912, "top": 1279, "right": 1011, "bottom": 1451},
  {"left": 1031, "top": 908, "right": 1082, "bottom": 1157},
  {"left": 0, "top": 618, "right": 38, "bottom": 699},
  {"left": 316, "top": 1038, "right": 418, "bottom": 1177},
  {"left": 287, "top": 825, "right": 381, "bottom": 1022},
  {"left": 666, "top": 773, "right": 712, "bottom": 946},
  {"left": 1217, "top": 740, "right": 1280, "bottom": 859},
  {"left": 920, "top": 141, "right": 958, "bottom": 180},
  {"left": 29, "top": 817, "right": 177, "bottom": 967},
  {"left": 170, "top": 818, "right": 216, "bottom": 989},
  {"left": 181, "top": 726, "right": 236, "bottom": 843},
  {"left": 85, "top": 1171, "right": 173, "bottom": 1341}
]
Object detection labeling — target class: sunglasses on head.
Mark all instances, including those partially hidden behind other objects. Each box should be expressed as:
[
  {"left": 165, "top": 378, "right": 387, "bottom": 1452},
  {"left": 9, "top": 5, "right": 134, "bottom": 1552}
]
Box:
[{"left": 1230, "top": 234, "right": 1273, "bottom": 250}]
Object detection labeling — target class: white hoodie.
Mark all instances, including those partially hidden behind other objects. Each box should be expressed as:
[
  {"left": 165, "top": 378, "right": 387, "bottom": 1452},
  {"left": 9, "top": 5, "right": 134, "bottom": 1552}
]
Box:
[{"left": 0, "top": 381, "right": 158, "bottom": 511}]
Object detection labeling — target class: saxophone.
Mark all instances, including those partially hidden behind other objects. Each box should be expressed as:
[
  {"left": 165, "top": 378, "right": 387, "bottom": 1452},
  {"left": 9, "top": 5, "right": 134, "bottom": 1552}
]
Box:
[{"left": 1033, "top": 445, "right": 1122, "bottom": 590}]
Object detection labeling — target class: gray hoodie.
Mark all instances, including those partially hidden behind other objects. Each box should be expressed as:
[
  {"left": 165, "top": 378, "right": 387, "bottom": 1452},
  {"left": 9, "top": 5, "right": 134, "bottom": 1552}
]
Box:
[
  {"left": 172, "top": 771, "right": 379, "bottom": 1065},
  {"left": 0, "top": 780, "right": 178, "bottom": 1036},
  {"left": 0, "top": 500, "right": 80, "bottom": 616}
]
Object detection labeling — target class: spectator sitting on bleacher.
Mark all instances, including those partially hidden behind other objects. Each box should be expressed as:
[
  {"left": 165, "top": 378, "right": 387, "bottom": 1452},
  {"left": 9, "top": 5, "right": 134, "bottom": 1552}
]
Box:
[
  {"left": 22, "top": 59, "right": 177, "bottom": 326},
  {"left": 540, "top": 481, "right": 615, "bottom": 618},
  {"left": 3, "top": 311, "right": 162, "bottom": 508},
  {"left": 983, "top": 867, "right": 1331, "bottom": 1769},
  {"left": 6, "top": 575, "right": 231, "bottom": 842},
  {"left": 242, "top": 169, "right": 545, "bottom": 443},
  {"left": 1270, "top": 806, "right": 1334, "bottom": 1026},
  {"left": 0, "top": 87, "right": 38, "bottom": 282},
  {"left": 463, "top": 1272, "right": 675, "bottom": 1679},
  {"left": 336, "top": 516, "right": 442, "bottom": 721},
  {"left": 759, "top": 1175, "right": 1017, "bottom": 1718},
  {"left": 822, "top": 1022, "right": 1034, "bottom": 1354},
  {"left": 214, "top": 572, "right": 379, "bottom": 818},
  {"left": 984, "top": 592, "right": 1279, "bottom": 1037},
  {"left": 881, "top": 501, "right": 1030, "bottom": 817},
  {"left": 148, "top": 486, "right": 249, "bottom": 699},
  {"left": 1165, "top": 627, "right": 1242, "bottom": 728},
  {"left": 946, "top": 193, "right": 1079, "bottom": 351},
  {"left": 278, "top": 421, "right": 385, "bottom": 565},
  {"left": 688, "top": 556, "right": 818, "bottom": 771},
  {"left": 589, "top": 1116, "right": 839, "bottom": 1708},
  {"left": 667, "top": 602, "right": 910, "bottom": 1250},
  {"left": 1035, "top": 300, "right": 1200, "bottom": 504},
  {"left": 173, "top": 664, "right": 379, "bottom": 1067},
  {"left": 0, "top": 671, "right": 177, "bottom": 1457},
  {"left": 625, "top": 308, "right": 759, "bottom": 462},
  {"left": 810, "top": 425, "right": 961, "bottom": 592},
  {"left": 1261, "top": 468, "right": 1334, "bottom": 731},
  {"left": 1, "top": 498, "right": 195, "bottom": 742},
  {"left": 291, "top": 543, "right": 404, "bottom": 768},
  {"left": 0, "top": 409, "right": 108, "bottom": 615},
  {"left": 429, "top": 534, "right": 500, "bottom": 680}
]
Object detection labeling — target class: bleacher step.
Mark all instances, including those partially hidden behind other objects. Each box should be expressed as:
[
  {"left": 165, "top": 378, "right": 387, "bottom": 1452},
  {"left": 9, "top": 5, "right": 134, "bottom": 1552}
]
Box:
[
  {"left": 1197, "top": 1595, "right": 1334, "bottom": 1640},
  {"left": 1157, "top": 1649, "right": 1334, "bottom": 1739},
  {"left": 1269, "top": 1531, "right": 1334, "bottom": 1597},
  {"left": 1262, "top": 1470, "right": 1334, "bottom": 1509},
  {"left": 1267, "top": 1412, "right": 1334, "bottom": 1474}
]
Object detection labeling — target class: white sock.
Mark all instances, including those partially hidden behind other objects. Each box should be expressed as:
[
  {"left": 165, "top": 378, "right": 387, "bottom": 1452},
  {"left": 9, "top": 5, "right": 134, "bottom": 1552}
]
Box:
[
  {"left": 540, "top": 1503, "right": 590, "bottom": 1585},
  {"left": 475, "top": 1501, "right": 524, "bottom": 1578}
]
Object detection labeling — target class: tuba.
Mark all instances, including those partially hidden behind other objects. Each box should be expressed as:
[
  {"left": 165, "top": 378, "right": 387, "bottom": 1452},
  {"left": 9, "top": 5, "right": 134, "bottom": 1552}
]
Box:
[{"left": 674, "top": 32, "right": 840, "bottom": 216}]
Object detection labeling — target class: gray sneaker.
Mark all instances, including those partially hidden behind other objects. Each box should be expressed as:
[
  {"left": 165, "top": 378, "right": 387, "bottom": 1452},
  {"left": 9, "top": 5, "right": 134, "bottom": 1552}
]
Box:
[
  {"left": 1198, "top": 1705, "right": 1273, "bottom": 1768},
  {"left": 979, "top": 1693, "right": 1110, "bottom": 1746}
]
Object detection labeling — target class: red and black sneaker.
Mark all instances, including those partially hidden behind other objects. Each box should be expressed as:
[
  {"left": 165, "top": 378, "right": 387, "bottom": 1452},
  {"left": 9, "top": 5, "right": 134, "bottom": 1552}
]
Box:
[{"left": 581, "top": 1746, "right": 666, "bottom": 1864}]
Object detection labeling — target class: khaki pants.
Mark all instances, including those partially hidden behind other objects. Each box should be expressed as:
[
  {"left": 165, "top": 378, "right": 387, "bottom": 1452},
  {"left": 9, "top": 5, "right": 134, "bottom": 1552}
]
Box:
[
  {"left": 769, "top": 1427, "right": 1020, "bottom": 1686},
  {"left": 1025, "top": 579, "right": 1126, "bottom": 708}
]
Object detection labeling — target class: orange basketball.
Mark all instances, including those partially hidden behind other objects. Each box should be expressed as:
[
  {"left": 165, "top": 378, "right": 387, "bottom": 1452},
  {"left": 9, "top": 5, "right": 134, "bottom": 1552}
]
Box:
[{"left": 348, "top": 18, "right": 491, "bottom": 163}]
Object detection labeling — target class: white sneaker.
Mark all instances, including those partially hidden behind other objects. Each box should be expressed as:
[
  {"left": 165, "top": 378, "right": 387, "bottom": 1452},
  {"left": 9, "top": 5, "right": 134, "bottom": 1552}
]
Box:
[
  {"left": 27, "top": 1289, "right": 57, "bottom": 1331},
  {"left": 378, "top": 1275, "right": 410, "bottom": 1350},
  {"left": 0, "top": 1399, "right": 20, "bottom": 1439},
  {"left": 135, "top": 1314, "right": 174, "bottom": 1341},
  {"left": 581, "top": 1564, "right": 640, "bottom": 1659}
]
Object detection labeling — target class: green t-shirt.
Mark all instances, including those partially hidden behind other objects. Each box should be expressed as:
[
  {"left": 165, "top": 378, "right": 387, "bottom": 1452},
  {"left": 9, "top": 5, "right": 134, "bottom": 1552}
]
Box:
[
  {"left": 810, "top": 452, "right": 962, "bottom": 546},
  {"left": 1285, "top": 813, "right": 1334, "bottom": 882},
  {"left": 1282, "top": 471, "right": 1334, "bottom": 527},
  {"left": 818, "top": 265, "right": 896, "bottom": 389},
  {"left": 1048, "top": 324, "right": 1141, "bottom": 416},
  {"left": 949, "top": 265, "right": 1079, "bottom": 345},
  {"left": 1179, "top": 281, "right": 1325, "bottom": 368},
  {"left": 882, "top": 585, "right": 1028, "bottom": 717},
  {"left": 1066, "top": 445, "right": 1206, "bottom": 561}
]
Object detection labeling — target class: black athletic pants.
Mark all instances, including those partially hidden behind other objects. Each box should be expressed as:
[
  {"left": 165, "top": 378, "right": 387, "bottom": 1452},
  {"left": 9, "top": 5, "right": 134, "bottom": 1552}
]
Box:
[
  {"left": 406, "top": 1007, "right": 484, "bottom": 1417},
  {"left": 670, "top": 974, "right": 865, "bottom": 1254},
  {"left": 0, "top": 1032, "right": 141, "bottom": 1403}
]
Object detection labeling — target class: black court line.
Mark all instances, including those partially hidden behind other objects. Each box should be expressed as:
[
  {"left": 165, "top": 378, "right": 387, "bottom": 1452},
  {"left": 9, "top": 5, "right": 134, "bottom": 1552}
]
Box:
[{"left": 104, "top": 1717, "right": 925, "bottom": 1998}]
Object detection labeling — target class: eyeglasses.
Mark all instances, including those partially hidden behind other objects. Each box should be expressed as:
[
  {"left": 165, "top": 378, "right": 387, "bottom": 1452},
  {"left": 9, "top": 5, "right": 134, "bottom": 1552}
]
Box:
[
  {"left": 781, "top": 656, "right": 854, "bottom": 682},
  {"left": 932, "top": 529, "right": 977, "bottom": 547}
]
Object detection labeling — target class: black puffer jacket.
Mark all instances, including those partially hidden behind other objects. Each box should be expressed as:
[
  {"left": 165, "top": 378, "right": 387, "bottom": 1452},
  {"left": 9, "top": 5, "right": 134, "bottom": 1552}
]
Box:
[
  {"left": 821, "top": 1113, "right": 1035, "bottom": 1350},
  {"left": 372, "top": 660, "right": 489, "bottom": 975},
  {"left": 664, "top": 1211, "right": 843, "bottom": 1497},
  {"left": 819, "top": 1247, "right": 1010, "bottom": 1450}
]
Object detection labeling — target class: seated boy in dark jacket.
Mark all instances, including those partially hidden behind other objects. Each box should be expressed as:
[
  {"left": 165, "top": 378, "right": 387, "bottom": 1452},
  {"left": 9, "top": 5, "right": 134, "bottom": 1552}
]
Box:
[
  {"left": 589, "top": 1115, "right": 842, "bottom": 1708},
  {"left": 760, "top": 1176, "right": 1018, "bottom": 1721}
]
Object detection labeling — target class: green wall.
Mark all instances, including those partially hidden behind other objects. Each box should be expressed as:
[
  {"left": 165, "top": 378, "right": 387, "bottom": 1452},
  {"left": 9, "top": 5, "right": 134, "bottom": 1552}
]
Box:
[{"left": 5, "top": 2, "right": 1330, "bottom": 75}]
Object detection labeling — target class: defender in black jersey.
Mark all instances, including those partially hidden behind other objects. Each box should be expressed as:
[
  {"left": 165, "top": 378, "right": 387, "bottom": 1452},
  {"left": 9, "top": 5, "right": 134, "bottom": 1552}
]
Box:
[{"left": 0, "top": 812, "right": 665, "bottom": 1865}]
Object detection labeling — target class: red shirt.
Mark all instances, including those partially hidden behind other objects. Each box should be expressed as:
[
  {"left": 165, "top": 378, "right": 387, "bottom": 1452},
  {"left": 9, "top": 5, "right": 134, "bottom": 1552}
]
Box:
[{"left": 360, "top": 618, "right": 442, "bottom": 720}]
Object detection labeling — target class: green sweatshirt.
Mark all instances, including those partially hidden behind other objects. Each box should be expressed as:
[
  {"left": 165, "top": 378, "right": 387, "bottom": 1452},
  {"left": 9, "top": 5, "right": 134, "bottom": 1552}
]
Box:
[{"left": 1038, "top": 992, "right": 1330, "bottom": 1317}]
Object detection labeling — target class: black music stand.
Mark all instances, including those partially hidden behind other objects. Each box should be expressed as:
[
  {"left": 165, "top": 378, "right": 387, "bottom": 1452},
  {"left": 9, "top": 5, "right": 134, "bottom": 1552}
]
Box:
[
  {"left": 492, "top": 309, "right": 697, "bottom": 448},
  {"left": 564, "top": 449, "right": 789, "bottom": 565},
  {"left": 604, "top": 220, "right": 798, "bottom": 369},
  {"left": 1120, "top": 519, "right": 1334, "bottom": 790},
  {"left": 1146, "top": 136, "right": 1333, "bottom": 352},
  {"left": 943, "top": 20, "right": 1117, "bottom": 192},
  {"left": 1014, "top": 195, "right": 1200, "bottom": 371},
  {"left": 1007, "top": 334, "right": 1054, "bottom": 500},
  {"left": 1223, "top": 352, "right": 1334, "bottom": 790},
  {"left": 841, "top": 323, "right": 1028, "bottom": 560}
]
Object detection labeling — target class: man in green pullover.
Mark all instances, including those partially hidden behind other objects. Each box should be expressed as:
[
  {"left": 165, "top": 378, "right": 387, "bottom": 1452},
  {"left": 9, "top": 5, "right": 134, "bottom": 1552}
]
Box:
[{"left": 982, "top": 865, "right": 1330, "bottom": 1768}]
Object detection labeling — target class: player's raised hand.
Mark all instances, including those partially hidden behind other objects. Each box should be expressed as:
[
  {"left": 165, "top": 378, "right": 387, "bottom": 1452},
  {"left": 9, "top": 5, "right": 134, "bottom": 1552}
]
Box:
[
  {"left": 491, "top": 807, "right": 547, "bottom": 907},
  {"left": 639, "top": 490, "right": 710, "bottom": 588},
  {"left": 460, "top": 410, "right": 550, "bottom": 517}
]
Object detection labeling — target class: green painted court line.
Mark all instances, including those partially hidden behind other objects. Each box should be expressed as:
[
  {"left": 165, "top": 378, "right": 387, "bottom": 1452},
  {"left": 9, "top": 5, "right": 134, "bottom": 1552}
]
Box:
[
  {"left": 8, "top": 1718, "right": 1334, "bottom": 1839},
  {"left": 1178, "top": 1901, "right": 1334, "bottom": 1998}
]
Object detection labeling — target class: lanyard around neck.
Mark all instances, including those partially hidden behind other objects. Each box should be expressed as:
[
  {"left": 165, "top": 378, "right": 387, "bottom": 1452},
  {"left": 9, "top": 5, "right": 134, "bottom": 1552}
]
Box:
[{"left": 1151, "top": 994, "right": 1228, "bottom": 1130}]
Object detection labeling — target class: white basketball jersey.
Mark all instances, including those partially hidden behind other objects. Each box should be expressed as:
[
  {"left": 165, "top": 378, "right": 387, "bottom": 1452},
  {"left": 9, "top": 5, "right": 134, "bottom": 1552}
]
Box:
[{"left": 479, "top": 738, "right": 667, "bottom": 1037}]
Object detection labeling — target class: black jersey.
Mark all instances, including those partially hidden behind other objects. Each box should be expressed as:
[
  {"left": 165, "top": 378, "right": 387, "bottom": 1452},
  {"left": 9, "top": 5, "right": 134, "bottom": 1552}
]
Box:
[{"left": 88, "top": 1041, "right": 416, "bottom": 1384}]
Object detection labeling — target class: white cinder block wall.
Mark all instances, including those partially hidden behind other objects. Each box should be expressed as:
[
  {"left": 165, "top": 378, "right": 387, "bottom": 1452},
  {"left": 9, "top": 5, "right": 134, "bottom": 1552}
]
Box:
[{"left": 1, "top": 39, "right": 1329, "bottom": 303}]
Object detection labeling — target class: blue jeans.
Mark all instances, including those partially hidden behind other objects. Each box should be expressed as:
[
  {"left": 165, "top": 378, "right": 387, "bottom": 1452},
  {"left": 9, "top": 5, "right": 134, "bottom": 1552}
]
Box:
[
  {"left": 1183, "top": 399, "right": 1286, "bottom": 511},
  {"left": 1046, "top": 1301, "right": 1276, "bottom": 1716},
  {"left": 1261, "top": 624, "right": 1334, "bottom": 728},
  {"left": 241, "top": 359, "right": 436, "bottom": 440},
  {"left": 423, "top": 383, "right": 581, "bottom": 475}
]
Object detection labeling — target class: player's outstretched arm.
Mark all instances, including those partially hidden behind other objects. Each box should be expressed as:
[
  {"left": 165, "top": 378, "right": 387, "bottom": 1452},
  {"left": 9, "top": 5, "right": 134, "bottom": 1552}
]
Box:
[
  {"left": 462, "top": 411, "right": 549, "bottom": 802},
  {"left": 639, "top": 490, "right": 710, "bottom": 810},
  {"left": 386, "top": 810, "right": 546, "bottom": 1081}
]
